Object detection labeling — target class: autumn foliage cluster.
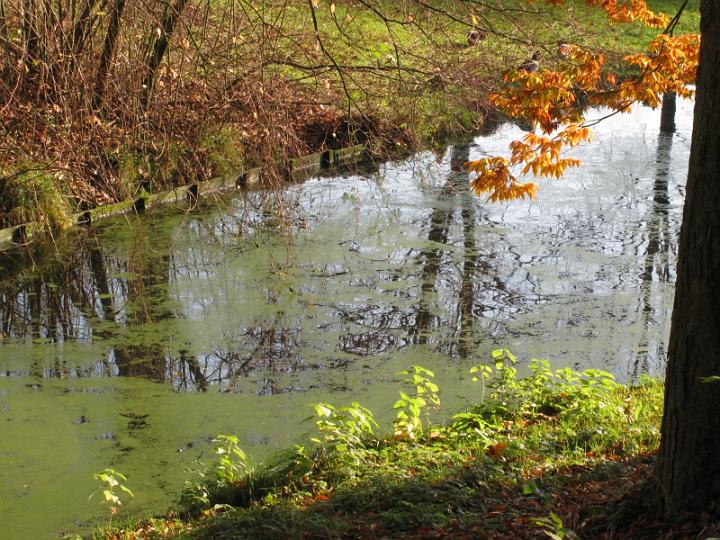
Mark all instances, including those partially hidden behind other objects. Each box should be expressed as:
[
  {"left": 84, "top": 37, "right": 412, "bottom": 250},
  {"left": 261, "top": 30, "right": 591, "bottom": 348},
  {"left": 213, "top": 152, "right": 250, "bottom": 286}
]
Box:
[{"left": 469, "top": 0, "right": 699, "bottom": 202}]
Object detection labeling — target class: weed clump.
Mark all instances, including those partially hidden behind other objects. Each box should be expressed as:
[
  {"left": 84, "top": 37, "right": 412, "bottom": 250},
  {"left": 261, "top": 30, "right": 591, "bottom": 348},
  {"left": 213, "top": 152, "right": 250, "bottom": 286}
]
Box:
[
  {"left": 1, "top": 166, "right": 74, "bottom": 230},
  {"left": 199, "top": 126, "right": 246, "bottom": 177}
]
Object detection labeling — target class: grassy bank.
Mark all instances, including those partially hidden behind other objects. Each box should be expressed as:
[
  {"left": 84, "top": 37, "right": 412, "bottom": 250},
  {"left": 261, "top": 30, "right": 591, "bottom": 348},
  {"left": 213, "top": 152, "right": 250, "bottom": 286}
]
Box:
[
  {"left": 0, "top": 0, "right": 699, "bottom": 232},
  {"left": 94, "top": 352, "right": 675, "bottom": 539}
]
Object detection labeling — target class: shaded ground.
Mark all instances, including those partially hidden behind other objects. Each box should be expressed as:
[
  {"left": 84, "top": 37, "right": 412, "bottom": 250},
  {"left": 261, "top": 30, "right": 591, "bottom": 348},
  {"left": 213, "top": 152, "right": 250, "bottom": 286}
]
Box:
[
  {"left": 116, "top": 454, "right": 720, "bottom": 539},
  {"left": 100, "top": 363, "right": 713, "bottom": 540}
]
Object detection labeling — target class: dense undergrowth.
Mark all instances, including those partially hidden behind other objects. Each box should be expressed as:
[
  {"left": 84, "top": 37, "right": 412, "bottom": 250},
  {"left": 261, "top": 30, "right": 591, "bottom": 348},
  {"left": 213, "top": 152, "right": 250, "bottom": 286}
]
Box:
[
  {"left": 0, "top": 0, "right": 699, "bottom": 230},
  {"left": 95, "top": 351, "right": 666, "bottom": 539}
]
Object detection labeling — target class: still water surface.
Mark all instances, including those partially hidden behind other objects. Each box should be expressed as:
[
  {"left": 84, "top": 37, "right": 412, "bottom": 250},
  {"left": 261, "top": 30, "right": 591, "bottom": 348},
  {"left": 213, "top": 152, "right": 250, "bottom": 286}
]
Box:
[{"left": 0, "top": 100, "right": 692, "bottom": 537}]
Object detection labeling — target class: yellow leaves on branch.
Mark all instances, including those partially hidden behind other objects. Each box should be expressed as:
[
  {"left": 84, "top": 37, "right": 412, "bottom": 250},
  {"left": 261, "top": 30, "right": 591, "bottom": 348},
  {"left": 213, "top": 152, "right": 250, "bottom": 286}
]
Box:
[
  {"left": 467, "top": 158, "right": 538, "bottom": 202},
  {"left": 491, "top": 44, "right": 609, "bottom": 136},
  {"left": 558, "top": 124, "right": 594, "bottom": 147},
  {"left": 468, "top": 125, "right": 590, "bottom": 201},
  {"left": 622, "top": 33, "right": 700, "bottom": 105},
  {"left": 583, "top": 0, "right": 669, "bottom": 27},
  {"left": 467, "top": 0, "right": 698, "bottom": 203},
  {"left": 492, "top": 71, "right": 579, "bottom": 135},
  {"left": 534, "top": 0, "right": 668, "bottom": 27},
  {"left": 511, "top": 128, "right": 590, "bottom": 178}
]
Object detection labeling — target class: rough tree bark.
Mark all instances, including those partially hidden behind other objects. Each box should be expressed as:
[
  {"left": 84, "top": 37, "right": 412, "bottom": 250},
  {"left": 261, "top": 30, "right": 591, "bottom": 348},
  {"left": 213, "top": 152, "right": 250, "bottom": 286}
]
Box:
[
  {"left": 68, "top": 0, "right": 103, "bottom": 56},
  {"left": 0, "top": 0, "right": 10, "bottom": 85},
  {"left": 656, "top": 0, "right": 720, "bottom": 517},
  {"left": 22, "top": 0, "right": 40, "bottom": 68}
]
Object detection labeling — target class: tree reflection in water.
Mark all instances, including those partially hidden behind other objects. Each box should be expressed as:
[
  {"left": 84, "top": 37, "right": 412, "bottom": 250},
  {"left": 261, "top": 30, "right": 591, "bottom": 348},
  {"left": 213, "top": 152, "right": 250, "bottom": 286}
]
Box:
[
  {"left": 0, "top": 147, "right": 530, "bottom": 391},
  {"left": 0, "top": 126, "right": 684, "bottom": 391},
  {"left": 632, "top": 132, "right": 676, "bottom": 378}
]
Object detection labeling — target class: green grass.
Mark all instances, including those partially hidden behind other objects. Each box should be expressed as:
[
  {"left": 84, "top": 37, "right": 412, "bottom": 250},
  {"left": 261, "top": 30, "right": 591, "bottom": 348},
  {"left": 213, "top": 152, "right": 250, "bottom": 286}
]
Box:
[
  {"left": 648, "top": 0, "right": 700, "bottom": 35},
  {"left": 98, "top": 352, "right": 664, "bottom": 539}
]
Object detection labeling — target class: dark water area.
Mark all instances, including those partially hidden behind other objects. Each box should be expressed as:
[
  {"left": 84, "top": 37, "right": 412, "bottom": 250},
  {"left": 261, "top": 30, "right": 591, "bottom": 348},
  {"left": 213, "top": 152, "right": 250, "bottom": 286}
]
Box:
[{"left": 0, "top": 100, "right": 692, "bottom": 538}]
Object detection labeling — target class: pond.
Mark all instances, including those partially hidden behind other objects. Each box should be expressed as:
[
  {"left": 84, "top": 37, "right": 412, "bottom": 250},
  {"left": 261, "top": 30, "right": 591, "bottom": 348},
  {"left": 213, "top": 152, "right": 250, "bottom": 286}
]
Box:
[{"left": 0, "top": 99, "right": 692, "bottom": 538}]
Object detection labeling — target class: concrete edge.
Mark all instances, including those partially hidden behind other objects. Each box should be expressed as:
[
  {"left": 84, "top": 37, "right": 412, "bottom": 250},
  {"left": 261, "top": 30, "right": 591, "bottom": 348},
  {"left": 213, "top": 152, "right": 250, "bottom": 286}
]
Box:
[{"left": 0, "top": 145, "right": 368, "bottom": 252}]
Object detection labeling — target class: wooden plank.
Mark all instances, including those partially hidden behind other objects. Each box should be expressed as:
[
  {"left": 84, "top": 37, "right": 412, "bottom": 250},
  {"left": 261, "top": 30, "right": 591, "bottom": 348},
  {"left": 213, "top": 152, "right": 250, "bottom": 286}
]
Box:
[
  {"left": 291, "top": 153, "right": 323, "bottom": 176},
  {"left": 0, "top": 224, "right": 21, "bottom": 244},
  {"left": 245, "top": 168, "right": 261, "bottom": 188}
]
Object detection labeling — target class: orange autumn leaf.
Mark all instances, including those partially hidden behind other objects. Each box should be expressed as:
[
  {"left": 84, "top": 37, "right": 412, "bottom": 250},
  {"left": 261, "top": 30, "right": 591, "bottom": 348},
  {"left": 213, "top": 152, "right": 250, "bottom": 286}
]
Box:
[{"left": 488, "top": 442, "right": 508, "bottom": 458}]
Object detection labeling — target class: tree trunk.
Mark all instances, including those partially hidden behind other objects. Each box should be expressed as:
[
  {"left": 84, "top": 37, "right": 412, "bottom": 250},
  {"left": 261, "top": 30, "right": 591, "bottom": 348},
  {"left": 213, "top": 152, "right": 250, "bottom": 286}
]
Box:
[
  {"left": 0, "top": 0, "right": 11, "bottom": 85},
  {"left": 92, "top": 0, "right": 126, "bottom": 109},
  {"left": 140, "top": 0, "right": 190, "bottom": 110},
  {"left": 659, "top": 93, "right": 676, "bottom": 133},
  {"left": 0, "top": 0, "right": 9, "bottom": 43},
  {"left": 22, "top": 0, "right": 40, "bottom": 71},
  {"left": 656, "top": 0, "right": 720, "bottom": 517},
  {"left": 68, "top": 0, "right": 103, "bottom": 56}
]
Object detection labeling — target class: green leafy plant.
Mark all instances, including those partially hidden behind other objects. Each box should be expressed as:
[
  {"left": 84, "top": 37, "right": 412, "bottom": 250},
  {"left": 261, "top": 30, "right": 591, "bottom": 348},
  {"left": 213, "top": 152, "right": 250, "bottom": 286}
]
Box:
[
  {"left": 212, "top": 434, "right": 250, "bottom": 484},
  {"left": 393, "top": 365, "right": 440, "bottom": 440},
  {"left": 180, "top": 434, "right": 251, "bottom": 514},
  {"left": 535, "top": 512, "right": 579, "bottom": 539},
  {"left": 113, "top": 351, "right": 664, "bottom": 538},
  {"left": 89, "top": 468, "right": 134, "bottom": 516},
  {"left": 462, "top": 349, "right": 620, "bottom": 420},
  {"left": 451, "top": 349, "right": 630, "bottom": 454},
  {"left": 311, "top": 402, "right": 378, "bottom": 463},
  {"left": 3, "top": 166, "right": 74, "bottom": 229},
  {"left": 199, "top": 126, "right": 246, "bottom": 176}
]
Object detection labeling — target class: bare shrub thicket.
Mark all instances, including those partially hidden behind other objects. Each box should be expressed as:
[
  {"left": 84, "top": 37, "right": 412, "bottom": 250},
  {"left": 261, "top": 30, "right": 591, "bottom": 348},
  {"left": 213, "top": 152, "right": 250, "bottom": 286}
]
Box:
[{"left": 0, "top": 0, "right": 548, "bottom": 224}]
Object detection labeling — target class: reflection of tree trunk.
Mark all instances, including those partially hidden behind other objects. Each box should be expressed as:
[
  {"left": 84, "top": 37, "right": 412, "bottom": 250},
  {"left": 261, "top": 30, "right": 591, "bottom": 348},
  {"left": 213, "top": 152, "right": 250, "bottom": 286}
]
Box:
[
  {"left": 31, "top": 276, "right": 42, "bottom": 339},
  {"left": 29, "top": 348, "right": 43, "bottom": 378},
  {"left": 47, "top": 286, "right": 58, "bottom": 341},
  {"left": 457, "top": 199, "right": 477, "bottom": 358},
  {"left": 48, "top": 287, "right": 70, "bottom": 342},
  {"left": 413, "top": 185, "right": 453, "bottom": 344},
  {"left": 0, "top": 224, "right": 206, "bottom": 387},
  {"left": 632, "top": 133, "right": 673, "bottom": 379},
  {"left": 450, "top": 142, "right": 470, "bottom": 172},
  {"left": 180, "top": 349, "right": 208, "bottom": 391},
  {"left": 89, "top": 245, "right": 114, "bottom": 319},
  {"left": 0, "top": 290, "right": 9, "bottom": 336},
  {"left": 414, "top": 143, "right": 471, "bottom": 347},
  {"left": 113, "top": 228, "right": 174, "bottom": 381},
  {"left": 660, "top": 93, "right": 677, "bottom": 134},
  {"left": 449, "top": 142, "right": 479, "bottom": 358}
]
